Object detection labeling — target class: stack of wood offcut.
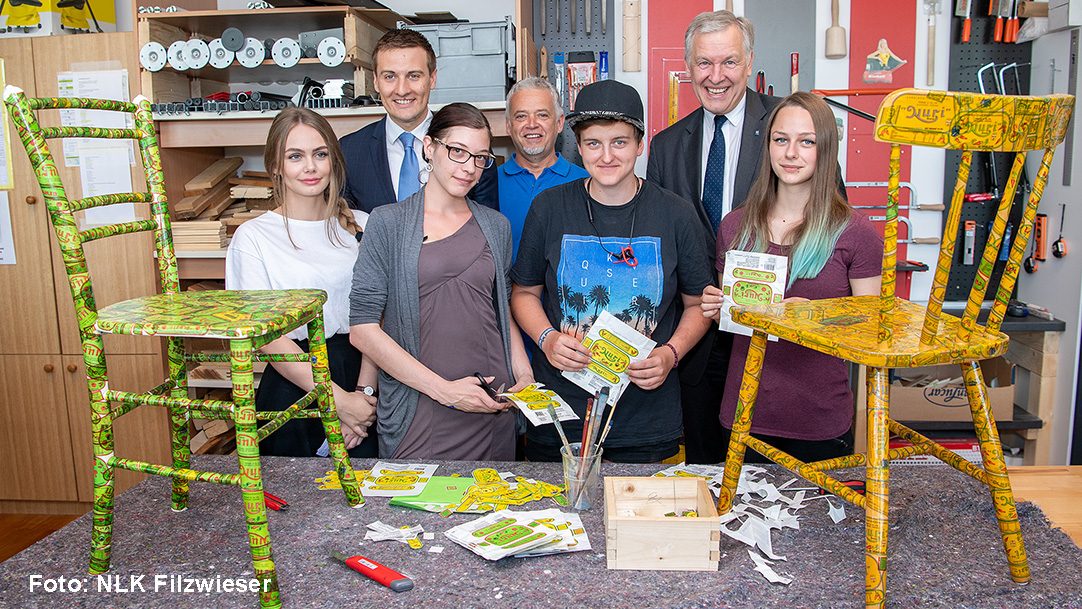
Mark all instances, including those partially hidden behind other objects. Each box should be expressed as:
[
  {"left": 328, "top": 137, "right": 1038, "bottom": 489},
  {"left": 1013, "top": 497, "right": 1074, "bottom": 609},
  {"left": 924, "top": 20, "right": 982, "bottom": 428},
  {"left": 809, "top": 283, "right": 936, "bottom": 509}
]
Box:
[
  {"left": 171, "top": 158, "right": 278, "bottom": 250},
  {"left": 190, "top": 389, "right": 236, "bottom": 455}
]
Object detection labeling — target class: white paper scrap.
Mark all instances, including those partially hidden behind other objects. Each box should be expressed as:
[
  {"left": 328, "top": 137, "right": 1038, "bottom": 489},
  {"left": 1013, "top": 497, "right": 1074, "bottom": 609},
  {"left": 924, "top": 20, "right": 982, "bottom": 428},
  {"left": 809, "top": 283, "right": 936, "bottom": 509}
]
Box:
[
  {"left": 748, "top": 550, "right": 792, "bottom": 585},
  {"left": 827, "top": 499, "right": 847, "bottom": 524},
  {"left": 562, "top": 310, "right": 655, "bottom": 407},
  {"left": 428, "top": 545, "right": 444, "bottom": 553}
]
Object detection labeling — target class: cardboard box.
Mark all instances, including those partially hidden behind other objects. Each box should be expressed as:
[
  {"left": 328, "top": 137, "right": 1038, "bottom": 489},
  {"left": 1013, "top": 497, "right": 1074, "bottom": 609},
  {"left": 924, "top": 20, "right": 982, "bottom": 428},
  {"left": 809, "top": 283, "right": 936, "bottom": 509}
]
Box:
[
  {"left": 890, "top": 357, "right": 1014, "bottom": 422},
  {"left": 604, "top": 477, "right": 720, "bottom": 571}
]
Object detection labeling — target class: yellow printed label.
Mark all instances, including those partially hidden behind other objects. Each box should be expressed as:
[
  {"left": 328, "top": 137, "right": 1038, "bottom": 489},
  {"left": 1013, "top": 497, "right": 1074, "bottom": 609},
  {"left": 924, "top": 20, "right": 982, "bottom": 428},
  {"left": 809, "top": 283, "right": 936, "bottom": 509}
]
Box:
[
  {"left": 587, "top": 360, "right": 621, "bottom": 384},
  {"left": 731, "top": 281, "right": 776, "bottom": 306},
  {"left": 598, "top": 329, "right": 638, "bottom": 356},
  {"left": 590, "top": 339, "right": 631, "bottom": 373},
  {"left": 733, "top": 267, "right": 777, "bottom": 282}
]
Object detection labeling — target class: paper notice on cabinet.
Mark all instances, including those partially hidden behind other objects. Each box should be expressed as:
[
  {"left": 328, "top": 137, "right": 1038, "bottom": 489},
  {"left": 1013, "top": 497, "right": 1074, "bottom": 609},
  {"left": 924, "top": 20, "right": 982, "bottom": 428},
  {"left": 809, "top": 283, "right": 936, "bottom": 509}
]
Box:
[
  {"left": 78, "top": 144, "right": 134, "bottom": 228},
  {"left": 0, "top": 192, "right": 15, "bottom": 264},
  {"left": 720, "top": 250, "right": 787, "bottom": 338},
  {"left": 0, "top": 59, "right": 14, "bottom": 190},
  {"left": 57, "top": 69, "right": 133, "bottom": 167}
]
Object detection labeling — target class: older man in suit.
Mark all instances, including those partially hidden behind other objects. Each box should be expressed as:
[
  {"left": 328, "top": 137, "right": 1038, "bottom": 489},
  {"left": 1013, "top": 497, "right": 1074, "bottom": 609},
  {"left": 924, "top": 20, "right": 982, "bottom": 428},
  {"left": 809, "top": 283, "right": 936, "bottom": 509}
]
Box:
[
  {"left": 340, "top": 28, "right": 498, "bottom": 213},
  {"left": 646, "top": 11, "right": 778, "bottom": 465}
]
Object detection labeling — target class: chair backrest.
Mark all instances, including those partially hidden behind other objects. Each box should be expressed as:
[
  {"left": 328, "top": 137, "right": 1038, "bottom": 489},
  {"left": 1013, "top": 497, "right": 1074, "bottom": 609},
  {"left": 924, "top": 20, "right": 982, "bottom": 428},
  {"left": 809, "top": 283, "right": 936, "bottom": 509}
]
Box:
[
  {"left": 872, "top": 88, "right": 1074, "bottom": 344},
  {"left": 3, "top": 87, "right": 181, "bottom": 346}
]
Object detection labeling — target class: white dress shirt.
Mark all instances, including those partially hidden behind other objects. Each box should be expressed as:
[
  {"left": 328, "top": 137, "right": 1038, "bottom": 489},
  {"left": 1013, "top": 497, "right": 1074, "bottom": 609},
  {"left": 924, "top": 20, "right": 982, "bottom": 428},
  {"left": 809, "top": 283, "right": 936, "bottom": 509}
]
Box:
[
  {"left": 384, "top": 111, "right": 433, "bottom": 199},
  {"left": 699, "top": 92, "right": 747, "bottom": 218}
]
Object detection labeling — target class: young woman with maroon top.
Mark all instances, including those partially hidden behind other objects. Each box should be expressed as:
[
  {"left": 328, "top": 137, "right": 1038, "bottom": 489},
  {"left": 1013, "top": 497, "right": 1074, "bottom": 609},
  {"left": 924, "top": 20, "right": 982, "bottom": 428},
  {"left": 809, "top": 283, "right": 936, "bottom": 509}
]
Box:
[{"left": 700, "top": 92, "right": 883, "bottom": 463}]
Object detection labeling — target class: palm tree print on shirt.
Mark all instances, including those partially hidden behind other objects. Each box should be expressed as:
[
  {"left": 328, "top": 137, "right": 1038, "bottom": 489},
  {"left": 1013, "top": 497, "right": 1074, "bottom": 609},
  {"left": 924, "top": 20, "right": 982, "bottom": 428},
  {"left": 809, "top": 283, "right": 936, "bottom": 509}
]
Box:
[{"left": 555, "top": 234, "right": 663, "bottom": 339}]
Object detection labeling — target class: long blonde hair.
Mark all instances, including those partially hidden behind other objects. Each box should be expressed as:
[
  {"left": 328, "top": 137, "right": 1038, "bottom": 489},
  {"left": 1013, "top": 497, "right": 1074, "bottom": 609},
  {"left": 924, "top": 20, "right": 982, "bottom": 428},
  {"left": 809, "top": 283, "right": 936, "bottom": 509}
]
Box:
[
  {"left": 732, "top": 92, "right": 851, "bottom": 286},
  {"left": 264, "top": 107, "right": 359, "bottom": 247}
]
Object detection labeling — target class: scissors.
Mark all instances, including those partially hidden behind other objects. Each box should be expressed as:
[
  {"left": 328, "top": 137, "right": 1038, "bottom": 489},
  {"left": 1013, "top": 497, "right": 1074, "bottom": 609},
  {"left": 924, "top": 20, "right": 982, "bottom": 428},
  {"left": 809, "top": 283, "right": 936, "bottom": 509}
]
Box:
[{"left": 474, "top": 372, "right": 508, "bottom": 403}]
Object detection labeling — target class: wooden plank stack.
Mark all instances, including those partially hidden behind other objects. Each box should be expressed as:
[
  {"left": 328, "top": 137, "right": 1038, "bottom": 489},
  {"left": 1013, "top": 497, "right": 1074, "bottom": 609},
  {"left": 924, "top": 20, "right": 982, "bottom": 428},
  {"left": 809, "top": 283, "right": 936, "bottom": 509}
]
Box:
[{"left": 171, "top": 161, "right": 276, "bottom": 249}]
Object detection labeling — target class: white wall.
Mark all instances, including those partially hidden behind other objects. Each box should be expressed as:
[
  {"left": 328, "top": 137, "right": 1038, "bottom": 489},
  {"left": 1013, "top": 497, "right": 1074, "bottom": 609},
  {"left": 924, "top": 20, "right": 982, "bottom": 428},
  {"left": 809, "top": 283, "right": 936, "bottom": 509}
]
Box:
[{"left": 1018, "top": 28, "right": 1080, "bottom": 465}]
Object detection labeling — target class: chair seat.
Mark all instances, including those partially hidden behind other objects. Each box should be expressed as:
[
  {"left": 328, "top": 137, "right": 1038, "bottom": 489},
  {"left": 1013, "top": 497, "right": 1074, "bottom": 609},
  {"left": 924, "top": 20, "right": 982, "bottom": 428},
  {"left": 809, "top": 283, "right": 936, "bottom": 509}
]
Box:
[
  {"left": 95, "top": 289, "right": 327, "bottom": 339},
  {"left": 730, "top": 295, "right": 1009, "bottom": 368}
]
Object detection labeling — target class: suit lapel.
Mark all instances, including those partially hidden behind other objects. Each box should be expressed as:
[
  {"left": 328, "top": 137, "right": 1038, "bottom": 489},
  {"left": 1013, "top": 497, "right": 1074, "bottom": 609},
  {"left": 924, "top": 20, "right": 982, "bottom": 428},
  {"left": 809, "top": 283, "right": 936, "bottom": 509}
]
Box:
[
  {"left": 733, "top": 89, "right": 769, "bottom": 209},
  {"left": 684, "top": 108, "right": 705, "bottom": 207},
  {"left": 370, "top": 118, "right": 396, "bottom": 203},
  {"left": 681, "top": 108, "right": 715, "bottom": 244}
]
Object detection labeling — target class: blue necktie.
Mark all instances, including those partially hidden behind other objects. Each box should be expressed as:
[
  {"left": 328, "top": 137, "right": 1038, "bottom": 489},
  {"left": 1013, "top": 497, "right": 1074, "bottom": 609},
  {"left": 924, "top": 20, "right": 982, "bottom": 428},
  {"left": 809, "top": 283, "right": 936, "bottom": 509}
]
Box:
[
  {"left": 703, "top": 114, "right": 728, "bottom": 234},
  {"left": 397, "top": 131, "right": 420, "bottom": 200}
]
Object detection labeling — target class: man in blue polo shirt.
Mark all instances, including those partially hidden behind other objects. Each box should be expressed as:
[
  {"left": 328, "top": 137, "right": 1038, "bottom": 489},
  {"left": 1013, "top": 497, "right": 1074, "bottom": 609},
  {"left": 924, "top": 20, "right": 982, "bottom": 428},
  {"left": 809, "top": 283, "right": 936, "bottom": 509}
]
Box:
[{"left": 499, "top": 77, "right": 589, "bottom": 258}]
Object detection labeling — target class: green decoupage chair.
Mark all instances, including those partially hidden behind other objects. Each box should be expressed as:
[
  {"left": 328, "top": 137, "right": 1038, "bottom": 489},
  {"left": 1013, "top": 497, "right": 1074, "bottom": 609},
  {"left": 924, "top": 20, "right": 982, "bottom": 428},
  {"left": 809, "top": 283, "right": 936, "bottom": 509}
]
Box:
[
  {"left": 3, "top": 88, "right": 363, "bottom": 609},
  {"left": 716, "top": 89, "right": 1074, "bottom": 608}
]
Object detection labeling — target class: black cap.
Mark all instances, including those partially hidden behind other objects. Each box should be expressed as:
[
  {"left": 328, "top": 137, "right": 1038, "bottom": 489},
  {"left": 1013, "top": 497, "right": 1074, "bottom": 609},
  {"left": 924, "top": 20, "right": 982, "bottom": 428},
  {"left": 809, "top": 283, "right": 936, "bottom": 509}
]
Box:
[{"left": 566, "top": 79, "right": 645, "bottom": 134}]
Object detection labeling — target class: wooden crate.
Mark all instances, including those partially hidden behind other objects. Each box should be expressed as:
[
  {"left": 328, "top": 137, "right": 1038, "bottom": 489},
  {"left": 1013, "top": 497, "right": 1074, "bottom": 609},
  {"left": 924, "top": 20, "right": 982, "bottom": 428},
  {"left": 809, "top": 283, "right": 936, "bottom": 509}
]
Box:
[{"left": 604, "top": 477, "right": 720, "bottom": 571}]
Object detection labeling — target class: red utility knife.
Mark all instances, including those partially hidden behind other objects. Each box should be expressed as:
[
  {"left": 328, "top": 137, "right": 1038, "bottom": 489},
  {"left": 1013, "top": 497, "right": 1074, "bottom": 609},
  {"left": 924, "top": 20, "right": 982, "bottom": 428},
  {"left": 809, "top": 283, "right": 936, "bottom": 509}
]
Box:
[{"left": 332, "top": 551, "right": 414, "bottom": 592}]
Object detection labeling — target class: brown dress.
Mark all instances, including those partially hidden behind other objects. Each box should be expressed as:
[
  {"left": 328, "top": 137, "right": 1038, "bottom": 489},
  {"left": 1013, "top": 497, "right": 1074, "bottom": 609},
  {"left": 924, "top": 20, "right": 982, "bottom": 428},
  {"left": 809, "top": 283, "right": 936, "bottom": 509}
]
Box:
[{"left": 393, "top": 217, "right": 516, "bottom": 460}]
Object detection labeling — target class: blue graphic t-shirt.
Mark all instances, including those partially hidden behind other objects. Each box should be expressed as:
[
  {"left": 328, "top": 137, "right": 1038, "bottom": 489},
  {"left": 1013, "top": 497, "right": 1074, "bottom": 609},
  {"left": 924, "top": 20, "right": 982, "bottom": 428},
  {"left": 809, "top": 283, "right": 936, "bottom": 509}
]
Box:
[{"left": 511, "top": 179, "right": 712, "bottom": 449}]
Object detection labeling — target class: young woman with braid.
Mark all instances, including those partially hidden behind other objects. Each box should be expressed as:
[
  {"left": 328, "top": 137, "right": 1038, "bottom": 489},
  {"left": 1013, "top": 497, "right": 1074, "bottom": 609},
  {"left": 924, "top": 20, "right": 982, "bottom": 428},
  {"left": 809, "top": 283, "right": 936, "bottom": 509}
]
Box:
[
  {"left": 225, "top": 107, "right": 378, "bottom": 457},
  {"left": 701, "top": 92, "right": 882, "bottom": 463}
]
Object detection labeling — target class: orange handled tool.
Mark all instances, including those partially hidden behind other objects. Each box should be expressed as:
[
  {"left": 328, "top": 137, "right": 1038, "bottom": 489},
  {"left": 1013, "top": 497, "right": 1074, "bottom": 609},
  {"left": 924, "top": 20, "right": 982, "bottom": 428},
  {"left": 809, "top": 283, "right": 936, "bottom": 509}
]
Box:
[
  {"left": 1004, "top": 0, "right": 1012, "bottom": 41},
  {"left": 958, "top": 0, "right": 972, "bottom": 42}
]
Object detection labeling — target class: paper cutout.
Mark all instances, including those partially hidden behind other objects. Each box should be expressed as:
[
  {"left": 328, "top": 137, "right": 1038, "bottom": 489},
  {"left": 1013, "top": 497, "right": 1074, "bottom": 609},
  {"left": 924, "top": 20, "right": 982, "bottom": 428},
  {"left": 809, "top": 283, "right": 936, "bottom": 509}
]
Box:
[
  {"left": 562, "top": 310, "right": 656, "bottom": 406},
  {"left": 365, "top": 521, "right": 424, "bottom": 549},
  {"left": 500, "top": 383, "right": 579, "bottom": 425},
  {"left": 748, "top": 550, "right": 793, "bottom": 585},
  {"left": 827, "top": 499, "right": 847, "bottom": 524},
  {"left": 360, "top": 462, "right": 438, "bottom": 497}
]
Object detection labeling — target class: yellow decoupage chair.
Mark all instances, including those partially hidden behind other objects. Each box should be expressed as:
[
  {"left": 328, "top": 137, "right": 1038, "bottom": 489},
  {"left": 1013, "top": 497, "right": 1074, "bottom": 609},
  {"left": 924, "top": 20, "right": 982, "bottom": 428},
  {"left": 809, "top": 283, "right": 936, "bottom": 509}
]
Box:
[
  {"left": 3, "top": 88, "right": 364, "bottom": 609},
  {"left": 716, "top": 88, "right": 1074, "bottom": 608}
]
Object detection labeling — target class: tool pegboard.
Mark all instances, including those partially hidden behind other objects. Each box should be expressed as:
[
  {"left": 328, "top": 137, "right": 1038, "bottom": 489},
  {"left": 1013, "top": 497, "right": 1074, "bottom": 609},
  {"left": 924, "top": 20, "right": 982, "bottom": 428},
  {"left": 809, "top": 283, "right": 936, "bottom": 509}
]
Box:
[
  {"left": 943, "top": 14, "right": 1033, "bottom": 302},
  {"left": 534, "top": 0, "right": 616, "bottom": 106},
  {"left": 533, "top": 0, "right": 616, "bottom": 164}
]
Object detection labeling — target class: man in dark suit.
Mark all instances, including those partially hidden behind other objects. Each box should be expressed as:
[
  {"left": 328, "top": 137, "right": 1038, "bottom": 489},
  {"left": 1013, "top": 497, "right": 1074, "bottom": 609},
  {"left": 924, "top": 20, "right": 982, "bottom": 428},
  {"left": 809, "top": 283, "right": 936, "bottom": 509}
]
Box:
[
  {"left": 340, "top": 29, "right": 498, "bottom": 213},
  {"left": 646, "top": 11, "right": 778, "bottom": 465}
]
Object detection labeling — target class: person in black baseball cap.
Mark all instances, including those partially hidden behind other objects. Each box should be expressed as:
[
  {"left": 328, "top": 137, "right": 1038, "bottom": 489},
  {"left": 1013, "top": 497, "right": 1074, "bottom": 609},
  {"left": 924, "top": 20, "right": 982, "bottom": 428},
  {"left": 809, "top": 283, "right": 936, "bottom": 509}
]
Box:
[
  {"left": 566, "top": 79, "right": 646, "bottom": 136},
  {"left": 509, "top": 79, "right": 714, "bottom": 464}
]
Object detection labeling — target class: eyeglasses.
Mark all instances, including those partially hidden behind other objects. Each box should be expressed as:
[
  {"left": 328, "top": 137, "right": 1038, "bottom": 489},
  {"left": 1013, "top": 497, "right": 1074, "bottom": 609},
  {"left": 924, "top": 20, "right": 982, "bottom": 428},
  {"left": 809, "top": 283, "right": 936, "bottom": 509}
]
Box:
[{"left": 432, "top": 137, "right": 496, "bottom": 169}]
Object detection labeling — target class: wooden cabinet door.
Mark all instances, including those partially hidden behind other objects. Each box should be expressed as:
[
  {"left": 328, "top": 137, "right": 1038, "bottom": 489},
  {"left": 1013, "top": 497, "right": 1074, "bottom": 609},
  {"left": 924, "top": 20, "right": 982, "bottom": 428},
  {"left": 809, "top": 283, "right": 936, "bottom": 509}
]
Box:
[
  {"left": 64, "top": 354, "right": 169, "bottom": 501},
  {"left": 0, "top": 355, "right": 78, "bottom": 501},
  {"left": 0, "top": 39, "right": 62, "bottom": 354},
  {"left": 29, "top": 32, "right": 161, "bottom": 357}
]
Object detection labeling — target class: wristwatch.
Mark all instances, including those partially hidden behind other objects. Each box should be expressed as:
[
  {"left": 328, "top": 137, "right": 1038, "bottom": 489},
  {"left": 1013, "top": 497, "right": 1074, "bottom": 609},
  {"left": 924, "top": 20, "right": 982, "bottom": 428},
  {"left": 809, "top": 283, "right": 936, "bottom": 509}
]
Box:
[{"left": 360, "top": 385, "right": 378, "bottom": 398}]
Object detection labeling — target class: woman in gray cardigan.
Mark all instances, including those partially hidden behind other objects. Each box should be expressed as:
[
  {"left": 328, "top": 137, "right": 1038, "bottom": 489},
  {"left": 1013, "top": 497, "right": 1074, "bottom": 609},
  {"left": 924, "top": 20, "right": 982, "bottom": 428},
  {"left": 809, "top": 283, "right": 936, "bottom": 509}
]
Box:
[{"left": 350, "top": 103, "right": 534, "bottom": 460}]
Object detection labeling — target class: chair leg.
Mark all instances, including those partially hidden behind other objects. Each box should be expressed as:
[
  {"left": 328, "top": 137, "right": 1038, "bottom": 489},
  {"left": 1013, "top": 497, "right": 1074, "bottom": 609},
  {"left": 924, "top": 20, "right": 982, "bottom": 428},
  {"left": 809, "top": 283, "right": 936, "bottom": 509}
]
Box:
[
  {"left": 865, "top": 367, "right": 891, "bottom": 609},
  {"left": 231, "top": 339, "right": 281, "bottom": 609},
  {"left": 717, "top": 330, "right": 768, "bottom": 513},
  {"left": 961, "top": 361, "right": 1030, "bottom": 584},
  {"left": 86, "top": 336, "right": 114, "bottom": 575},
  {"left": 166, "top": 337, "right": 190, "bottom": 512},
  {"left": 307, "top": 317, "right": 364, "bottom": 507}
]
